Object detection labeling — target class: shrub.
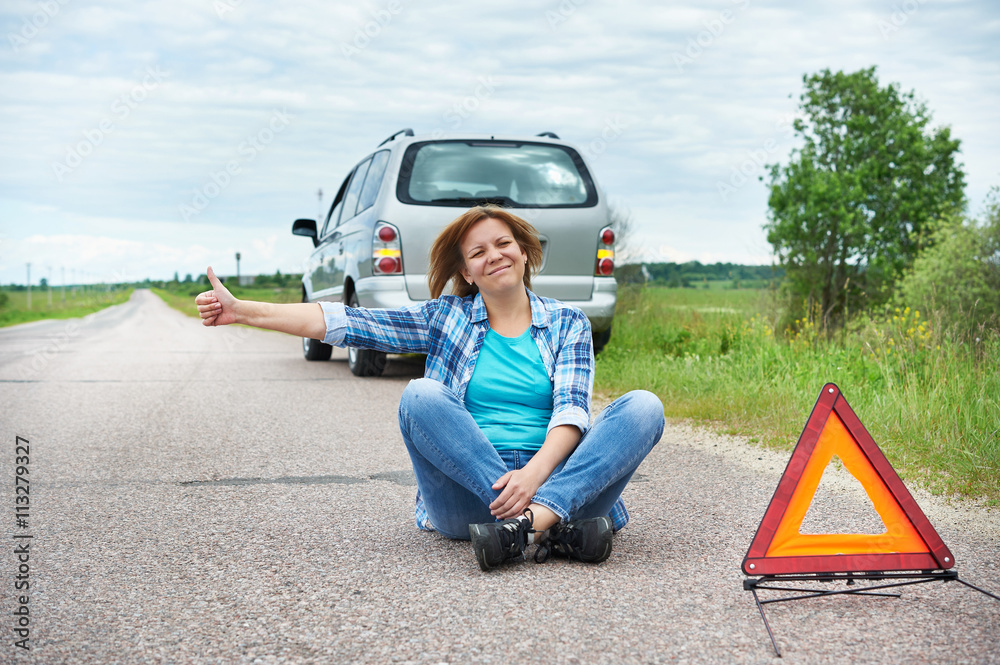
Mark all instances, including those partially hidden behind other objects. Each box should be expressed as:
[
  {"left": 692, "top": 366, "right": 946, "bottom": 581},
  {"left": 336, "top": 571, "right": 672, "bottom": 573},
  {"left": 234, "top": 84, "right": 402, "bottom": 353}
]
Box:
[{"left": 897, "top": 200, "right": 1000, "bottom": 335}]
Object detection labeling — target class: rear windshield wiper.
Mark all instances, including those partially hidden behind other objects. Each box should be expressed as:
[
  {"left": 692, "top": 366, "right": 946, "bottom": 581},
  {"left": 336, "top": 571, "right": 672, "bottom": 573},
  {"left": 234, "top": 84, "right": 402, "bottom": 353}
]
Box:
[{"left": 430, "top": 196, "right": 517, "bottom": 206}]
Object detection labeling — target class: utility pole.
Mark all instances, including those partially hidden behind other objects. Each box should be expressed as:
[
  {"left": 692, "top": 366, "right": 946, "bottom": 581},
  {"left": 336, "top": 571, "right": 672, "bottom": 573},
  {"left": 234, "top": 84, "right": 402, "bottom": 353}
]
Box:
[
  {"left": 26, "top": 263, "right": 31, "bottom": 310},
  {"left": 317, "top": 188, "right": 323, "bottom": 222},
  {"left": 235, "top": 252, "right": 241, "bottom": 286}
]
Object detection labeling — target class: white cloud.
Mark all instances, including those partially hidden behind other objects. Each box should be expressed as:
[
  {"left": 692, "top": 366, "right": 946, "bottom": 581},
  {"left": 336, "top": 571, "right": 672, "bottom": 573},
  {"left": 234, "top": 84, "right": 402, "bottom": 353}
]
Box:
[{"left": 1, "top": 0, "right": 998, "bottom": 285}]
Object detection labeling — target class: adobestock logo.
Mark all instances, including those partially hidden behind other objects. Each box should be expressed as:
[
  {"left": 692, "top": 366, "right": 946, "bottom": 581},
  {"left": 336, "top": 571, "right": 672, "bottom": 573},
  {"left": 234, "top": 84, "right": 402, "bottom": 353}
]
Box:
[
  {"left": 716, "top": 114, "right": 795, "bottom": 202},
  {"left": 436, "top": 76, "right": 498, "bottom": 133},
  {"left": 16, "top": 319, "right": 81, "bottom": 381},
  {"left": 423, "top": 76, "right": 501, "bottom": 141},
  {"left": 877, "top": 0, "right": 927, "bottom": 39},
  {"left": 673, "top": 0, "right": 750, "bottom": 73},
  {"left": 51, "top": 65, "right": 170, "bottom": 182},
  {"left": 341, "top": 0, "right": 407, "bottom": 59},
  {"left": 178, "top": 109, "right": 294, "bottom": 222},
  {"left": 581, "top": 116, "right": 628, "bottom": 161},
  {"left": 7, "top": 0, "right": 71, "bottom": 53},
  {"left": 546, "top": 0, "right": 590, "bottom": 30},
  {"left": 213, "top": 0, "right": 245, "bottom": 18}
]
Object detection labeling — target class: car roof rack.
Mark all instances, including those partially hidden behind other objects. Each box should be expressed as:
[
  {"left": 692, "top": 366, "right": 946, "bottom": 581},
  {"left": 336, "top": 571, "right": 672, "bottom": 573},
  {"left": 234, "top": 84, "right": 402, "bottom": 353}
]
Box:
[
  {"left": 378, "top": 128, "right": 415, "bottom": 146},
  {"left": 536, "top": 131, "right": 560, "bottom": 139}
]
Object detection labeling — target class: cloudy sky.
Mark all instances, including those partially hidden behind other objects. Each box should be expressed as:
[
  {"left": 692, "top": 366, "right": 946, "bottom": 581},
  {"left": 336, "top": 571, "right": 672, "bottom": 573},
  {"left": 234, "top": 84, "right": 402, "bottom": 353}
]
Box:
[{"left": 1, "top": 0, "right": 998, "bottom": 285}]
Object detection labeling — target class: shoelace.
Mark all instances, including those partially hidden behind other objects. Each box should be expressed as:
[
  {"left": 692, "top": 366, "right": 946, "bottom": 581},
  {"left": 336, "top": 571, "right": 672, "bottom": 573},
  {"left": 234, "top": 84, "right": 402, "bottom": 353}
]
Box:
[
  {"left": 533, "top": 523, "right": 579, "bottom": 563},
  {"left": 498, "top": 509, "right": 534, "bottom": 560}
]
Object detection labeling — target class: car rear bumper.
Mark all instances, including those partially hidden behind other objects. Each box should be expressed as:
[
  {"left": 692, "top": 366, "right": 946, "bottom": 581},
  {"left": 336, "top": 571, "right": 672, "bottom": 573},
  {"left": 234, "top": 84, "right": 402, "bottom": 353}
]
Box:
[{"left": 580, "top": 277, "right": 616, "bottom": 332}]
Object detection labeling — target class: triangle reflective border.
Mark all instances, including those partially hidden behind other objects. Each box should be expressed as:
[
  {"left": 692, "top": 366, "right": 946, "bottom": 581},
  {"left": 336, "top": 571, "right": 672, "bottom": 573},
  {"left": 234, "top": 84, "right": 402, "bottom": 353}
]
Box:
[{"left": 743, "top": 383, "right": 954, "bottom": 576}]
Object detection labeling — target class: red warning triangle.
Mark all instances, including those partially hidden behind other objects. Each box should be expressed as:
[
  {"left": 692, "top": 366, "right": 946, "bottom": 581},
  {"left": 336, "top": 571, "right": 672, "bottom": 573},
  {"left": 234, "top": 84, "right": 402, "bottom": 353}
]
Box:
[{"left": 742, "top": 383, "right": 954, "bottom": 576}]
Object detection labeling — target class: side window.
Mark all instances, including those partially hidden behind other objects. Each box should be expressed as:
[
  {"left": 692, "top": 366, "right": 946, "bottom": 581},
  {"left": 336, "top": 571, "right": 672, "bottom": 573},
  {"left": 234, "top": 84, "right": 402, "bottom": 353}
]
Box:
[
  {"left": 322, "top": 201, "right": 343, "bottom": 237},
  {"left": 339, "top": 156, "right": 372, "bottom": 224},
  {"left": 320, "top": 173, "right": 352, "bottom": 238},
  {"left": 357, "top": 150, "right": 390, "bottom": 214}
]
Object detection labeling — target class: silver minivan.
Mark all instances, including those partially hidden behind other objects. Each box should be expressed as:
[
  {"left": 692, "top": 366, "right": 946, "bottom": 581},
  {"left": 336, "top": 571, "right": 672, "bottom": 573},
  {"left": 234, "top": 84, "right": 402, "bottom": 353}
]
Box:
[{"left": 292, "top": 129, "right": 617, "bottom": 376}]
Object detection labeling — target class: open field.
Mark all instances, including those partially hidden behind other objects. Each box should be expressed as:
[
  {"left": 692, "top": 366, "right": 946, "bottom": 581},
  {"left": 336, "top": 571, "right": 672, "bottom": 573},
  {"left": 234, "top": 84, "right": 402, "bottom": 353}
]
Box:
[
  {"left": 595, "top": 285, "right": 1000, "bottom": 506},
  {"left": 0, "top": 287, "right": 133, "bottom": 328},
  {"left": 151, "top": 283, "right": 301, "bottom": 318}
]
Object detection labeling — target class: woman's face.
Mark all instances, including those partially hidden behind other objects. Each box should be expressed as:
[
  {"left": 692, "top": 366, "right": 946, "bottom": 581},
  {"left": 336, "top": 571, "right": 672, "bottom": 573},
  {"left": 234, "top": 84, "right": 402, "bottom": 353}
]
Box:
[{"left": 459, "top": 217, "right": 527, "bottom": 297}]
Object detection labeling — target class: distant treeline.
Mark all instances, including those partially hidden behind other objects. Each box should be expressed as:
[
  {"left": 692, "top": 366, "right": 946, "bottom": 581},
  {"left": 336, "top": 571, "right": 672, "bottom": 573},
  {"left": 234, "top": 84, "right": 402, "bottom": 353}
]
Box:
[
  {"left": 4, "top": 270, "right": 305, "bottom": 292},
  {"left": 7, "top": 264, "right": 779, "bottom": 292},
  {"left": 154, "top": 270, "right": 304, "bottom": 289},
  {"left": 616, "top": 262, "right": 784, "bottom": 288}
]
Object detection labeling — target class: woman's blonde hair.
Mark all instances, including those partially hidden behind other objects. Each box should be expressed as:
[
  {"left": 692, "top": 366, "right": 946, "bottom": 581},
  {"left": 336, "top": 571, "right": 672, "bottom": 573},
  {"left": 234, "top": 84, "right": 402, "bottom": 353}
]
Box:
[{"left": 428, "top": 206, "right": 543, "bottom": 299}]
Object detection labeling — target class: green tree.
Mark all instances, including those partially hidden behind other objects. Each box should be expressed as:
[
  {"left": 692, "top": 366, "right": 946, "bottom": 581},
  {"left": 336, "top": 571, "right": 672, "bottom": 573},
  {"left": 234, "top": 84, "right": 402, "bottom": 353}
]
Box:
[
  {"left": 897, "top": 190, "right": 1000, "bottom": 331},
  {"left": 765, "top": 67, "right": 966, "bottom": 330}
]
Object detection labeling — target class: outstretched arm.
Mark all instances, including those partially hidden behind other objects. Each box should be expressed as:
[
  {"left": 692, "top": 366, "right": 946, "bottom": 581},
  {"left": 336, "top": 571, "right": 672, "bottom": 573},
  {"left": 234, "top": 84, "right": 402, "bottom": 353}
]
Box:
[{"left": 194, "top": 266, "right": 327, "bottom": 340}]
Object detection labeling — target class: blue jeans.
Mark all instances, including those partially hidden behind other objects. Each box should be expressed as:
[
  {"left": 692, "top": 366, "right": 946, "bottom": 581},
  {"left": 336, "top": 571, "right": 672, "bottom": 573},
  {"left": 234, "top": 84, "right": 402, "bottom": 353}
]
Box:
[{"left": 397, "top": 378, "right": 665, "bottom": 540}]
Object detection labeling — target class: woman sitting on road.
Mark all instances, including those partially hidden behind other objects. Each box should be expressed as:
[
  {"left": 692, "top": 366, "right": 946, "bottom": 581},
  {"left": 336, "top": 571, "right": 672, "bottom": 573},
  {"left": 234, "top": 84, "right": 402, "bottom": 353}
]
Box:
[{"left": 195, "top": 205, "right": 664, "bottom": 571}]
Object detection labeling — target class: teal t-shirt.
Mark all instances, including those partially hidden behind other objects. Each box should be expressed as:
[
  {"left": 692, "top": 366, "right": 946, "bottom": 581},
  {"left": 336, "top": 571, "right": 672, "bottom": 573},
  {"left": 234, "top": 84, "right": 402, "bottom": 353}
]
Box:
[{"left": 464, "top": 328, "right": 553, "bottom": 452}]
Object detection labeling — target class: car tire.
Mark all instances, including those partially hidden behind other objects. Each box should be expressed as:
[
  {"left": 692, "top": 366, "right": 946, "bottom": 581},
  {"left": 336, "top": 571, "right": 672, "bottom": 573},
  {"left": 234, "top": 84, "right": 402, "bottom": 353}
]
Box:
[
  {"left": 593, "top": 325, "right": 612, "bottom": 355},
  {"left": 301, "top": 293, "right": 334, "bottom": 361},
  {"left": 347, "top": 292, "right": 387, "bottom": 377},
  {"left": 302, "top": 335, "right": 333, "bottom": 361}
]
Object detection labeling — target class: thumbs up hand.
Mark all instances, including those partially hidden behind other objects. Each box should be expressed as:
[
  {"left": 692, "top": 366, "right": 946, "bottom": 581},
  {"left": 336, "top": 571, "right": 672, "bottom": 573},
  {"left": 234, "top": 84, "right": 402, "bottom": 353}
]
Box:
[
  {"left": 194, "top": 267, "right": 326, "bottom": 339},
  {"left": 195, "top": 266, "right": 240, "bottom": 327}
]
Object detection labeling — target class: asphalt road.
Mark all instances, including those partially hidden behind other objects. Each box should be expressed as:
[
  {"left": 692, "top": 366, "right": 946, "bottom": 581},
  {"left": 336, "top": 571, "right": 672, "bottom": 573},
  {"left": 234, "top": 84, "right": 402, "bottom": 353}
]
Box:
[{"left": 1, "top": 289, "right": 998, "bottom": 664}]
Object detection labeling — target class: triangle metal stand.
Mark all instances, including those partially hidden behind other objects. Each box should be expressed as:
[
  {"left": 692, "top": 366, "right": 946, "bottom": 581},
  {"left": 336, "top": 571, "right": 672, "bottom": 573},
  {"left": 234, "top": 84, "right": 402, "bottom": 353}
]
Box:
[{"left": 743, "top": 570, "right": 1000, "bottom": 658}]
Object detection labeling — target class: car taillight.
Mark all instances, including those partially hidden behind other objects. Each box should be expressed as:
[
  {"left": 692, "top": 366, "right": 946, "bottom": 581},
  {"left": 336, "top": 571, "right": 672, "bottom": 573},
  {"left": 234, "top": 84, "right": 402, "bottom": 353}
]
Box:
[
  {"left": 595, "top": 225, "right": 615, "bottom": 277},
  {"left": 377, "top": 256, "right": 400, "bottom": 273},
  {"left": 377, "top": 225, "right": 396, "bottom": 243},
  {"left": 373, "top": 221, "right": 402, "bottom": 275}
]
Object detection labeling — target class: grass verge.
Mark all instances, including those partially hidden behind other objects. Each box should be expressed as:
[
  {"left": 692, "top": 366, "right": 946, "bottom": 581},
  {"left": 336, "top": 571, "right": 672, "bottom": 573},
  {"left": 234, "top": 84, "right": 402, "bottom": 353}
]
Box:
[
  {"left": 595, "top": 285, "right": 999, "bottom": 506},
  {"left": 0, "top": 288, "right": 134, "bottom": 328},
  {"left": 152, "top": 284, "right": 301, "bottom": 319}
]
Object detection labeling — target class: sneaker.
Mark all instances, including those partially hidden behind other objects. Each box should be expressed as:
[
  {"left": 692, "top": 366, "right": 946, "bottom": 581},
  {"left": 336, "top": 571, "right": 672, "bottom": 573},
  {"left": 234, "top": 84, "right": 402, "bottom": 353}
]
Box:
[
  {"left": 534, "top": 516, "right": 613, "bottom": 564},
  {"left": 469, "top": 512, "right": 534, "bottom": 572}
]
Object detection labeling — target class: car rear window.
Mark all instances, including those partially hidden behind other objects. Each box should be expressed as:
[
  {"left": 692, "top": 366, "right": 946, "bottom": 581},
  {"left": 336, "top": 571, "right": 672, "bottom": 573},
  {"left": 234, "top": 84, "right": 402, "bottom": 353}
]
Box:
[{"left": 397, "top": 140, "right": 597, "bottom": 208}]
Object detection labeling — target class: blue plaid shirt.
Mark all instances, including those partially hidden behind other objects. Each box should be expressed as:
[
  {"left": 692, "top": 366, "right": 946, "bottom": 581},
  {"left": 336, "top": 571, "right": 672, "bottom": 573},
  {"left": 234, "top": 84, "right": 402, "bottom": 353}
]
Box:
[{"left": 319, "top": 289, "right": 629, "bottom": 530}]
